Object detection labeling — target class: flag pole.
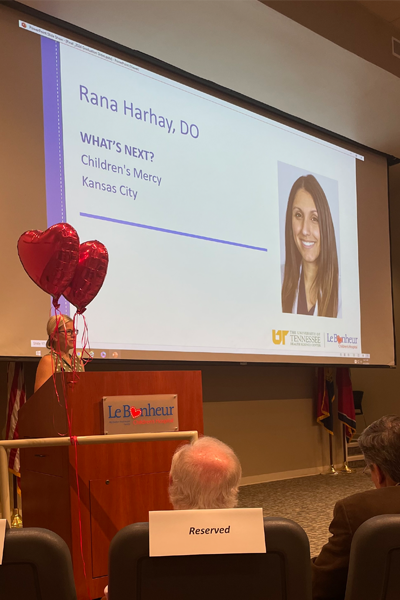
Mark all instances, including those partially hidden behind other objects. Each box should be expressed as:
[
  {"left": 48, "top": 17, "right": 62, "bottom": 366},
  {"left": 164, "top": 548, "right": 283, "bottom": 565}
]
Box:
[
  {"left": 11, "top": 474, "right": 22, "bottom": 528},
  {"left": 328, "top": 433, "right": 338, "bottom": 475},
  {"left": 336, "top": 368, "right": 357, "bottom": 471},
  {"left": 340, "top": 423, "right": 353, "bottom": 473}
]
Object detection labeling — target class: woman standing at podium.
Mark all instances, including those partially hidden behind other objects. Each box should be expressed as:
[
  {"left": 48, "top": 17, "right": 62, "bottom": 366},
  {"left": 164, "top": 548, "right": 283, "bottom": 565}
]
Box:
[{"left": 34, "top": 315, "right": 84, "bottom": 392}]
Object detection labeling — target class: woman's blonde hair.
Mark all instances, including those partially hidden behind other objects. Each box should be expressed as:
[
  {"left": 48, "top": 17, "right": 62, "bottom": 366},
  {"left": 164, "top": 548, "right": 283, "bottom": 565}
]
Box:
[{"left": 46, "top": 314, "right": 73, "bottom": 349}]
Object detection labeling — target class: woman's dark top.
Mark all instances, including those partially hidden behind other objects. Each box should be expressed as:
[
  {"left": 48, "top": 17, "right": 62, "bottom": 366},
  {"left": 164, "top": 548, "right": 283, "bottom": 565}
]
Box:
[{"left": 297, "top": 269, "right": 315, "bottom": 316}]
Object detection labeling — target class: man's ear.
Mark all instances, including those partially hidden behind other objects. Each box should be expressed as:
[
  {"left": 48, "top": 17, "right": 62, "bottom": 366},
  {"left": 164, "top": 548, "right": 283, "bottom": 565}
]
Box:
[
  {"left": 372, "top": 463, "right": 387, "bottom": 487},
  {"left": 376, "top": 464, "right": 386, "bottom": 485}
]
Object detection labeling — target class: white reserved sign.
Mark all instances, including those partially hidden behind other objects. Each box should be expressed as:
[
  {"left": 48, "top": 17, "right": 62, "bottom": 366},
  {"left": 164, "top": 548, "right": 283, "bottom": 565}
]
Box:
[
  {"left": 0, "top": 519, "right": 6, "bottom": 564},
  {"left": 149, "top": 508, "right": 266, "bottom": 557}
]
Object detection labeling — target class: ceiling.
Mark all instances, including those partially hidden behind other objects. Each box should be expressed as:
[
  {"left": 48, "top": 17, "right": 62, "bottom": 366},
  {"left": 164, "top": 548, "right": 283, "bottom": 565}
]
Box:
[{"left": 358, "top": 0, "right": 400, "bottom": 32}]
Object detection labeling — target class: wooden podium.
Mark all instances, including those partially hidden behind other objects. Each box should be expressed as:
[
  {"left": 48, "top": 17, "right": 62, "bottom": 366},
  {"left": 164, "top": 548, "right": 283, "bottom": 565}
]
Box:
[{"left": 18, "top": 370, "right": 203, "bottom": 599}]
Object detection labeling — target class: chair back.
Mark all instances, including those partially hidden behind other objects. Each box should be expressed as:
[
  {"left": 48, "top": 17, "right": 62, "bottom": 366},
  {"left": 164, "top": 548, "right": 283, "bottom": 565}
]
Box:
[
  {"left": 345, "top": 514, "right": 400, "bottom": 600},
  {"left": 108, "top": 516, "right": 311, "bottom": 600},
  {"left": 0, "top": 527, "right": 77, "bottom": 600}
]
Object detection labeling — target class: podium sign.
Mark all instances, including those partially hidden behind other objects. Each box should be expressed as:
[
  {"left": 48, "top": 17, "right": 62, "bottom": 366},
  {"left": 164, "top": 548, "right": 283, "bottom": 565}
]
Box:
[{"left": 103, "top": 394, "right": 179, "bottom": 434}]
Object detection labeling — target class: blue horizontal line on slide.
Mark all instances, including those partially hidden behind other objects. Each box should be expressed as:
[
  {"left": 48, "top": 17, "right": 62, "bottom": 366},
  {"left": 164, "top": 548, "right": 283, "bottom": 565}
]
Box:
[{"left": 80, "top": 212, "right": 268, "bottom": 252}]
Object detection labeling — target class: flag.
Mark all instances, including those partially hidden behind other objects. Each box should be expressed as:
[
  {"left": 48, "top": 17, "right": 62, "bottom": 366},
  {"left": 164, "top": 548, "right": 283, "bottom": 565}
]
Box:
[
  {"left": 317, "top": 368, "right": 335, "bottom": 434},
  {"left": 336, "top": 367, "right": 356, "bottom": 442},
  {"left": 5, "top": 362, "right": 26, "bottom": 475}
]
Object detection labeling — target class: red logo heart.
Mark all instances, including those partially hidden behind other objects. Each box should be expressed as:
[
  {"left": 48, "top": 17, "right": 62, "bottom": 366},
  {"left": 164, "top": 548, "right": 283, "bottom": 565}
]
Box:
[
  {"left": 337, "top": 335, "right": 343, "bottom": 344},
  {"left": 130, "top": 407, "right": 141, "bottom": 419},
  {"left": 63, "top": 241, "right": 109, "bottom": 313},
  {"left": 17, "top": 223, "right": 79, "bottom": 300}
]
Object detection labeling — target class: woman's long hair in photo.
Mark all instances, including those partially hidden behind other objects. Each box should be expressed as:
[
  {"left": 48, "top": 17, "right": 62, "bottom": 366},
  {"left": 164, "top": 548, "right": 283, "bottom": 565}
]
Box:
[{"left": 281, "top": 174, "right": 339, "bottom": 317}]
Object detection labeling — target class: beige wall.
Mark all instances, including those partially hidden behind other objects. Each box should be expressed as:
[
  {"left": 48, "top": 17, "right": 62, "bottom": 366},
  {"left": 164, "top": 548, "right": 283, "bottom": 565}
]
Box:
[
  {"left": 204, "top": 397, "right": 344, "bottom": 484},
  {"left": 351, "top": 164, "right": 400, "bottom": 421},
  {"left": 201, "top": 364, "right": 340, "bottom": 480},
  {"left": 264, "top": 0, "right": 400, "bottom": 80}
]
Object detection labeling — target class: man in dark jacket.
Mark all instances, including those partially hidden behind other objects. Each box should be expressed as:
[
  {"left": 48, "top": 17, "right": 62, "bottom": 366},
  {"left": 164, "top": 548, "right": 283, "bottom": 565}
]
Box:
[{"left": 312, "top": 415, "right": 400, "bottom": 600}]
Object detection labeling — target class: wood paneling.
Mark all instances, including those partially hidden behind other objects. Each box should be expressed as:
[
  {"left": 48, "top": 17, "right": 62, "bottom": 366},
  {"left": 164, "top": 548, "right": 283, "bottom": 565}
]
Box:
[
  {"left": 21, "top": 445, "right": 65, "bottom": 477},
  {"left": 90, "top": 472, "right": 171, "bottom": 577},
  {"left": 20, "top": 469, "right": 72, "bottom": 550}
]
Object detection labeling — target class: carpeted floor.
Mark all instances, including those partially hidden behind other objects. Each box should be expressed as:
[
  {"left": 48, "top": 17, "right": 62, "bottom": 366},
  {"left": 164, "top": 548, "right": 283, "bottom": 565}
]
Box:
[{"left": 238, "top": 468, "right": 374, "bottom": 557}]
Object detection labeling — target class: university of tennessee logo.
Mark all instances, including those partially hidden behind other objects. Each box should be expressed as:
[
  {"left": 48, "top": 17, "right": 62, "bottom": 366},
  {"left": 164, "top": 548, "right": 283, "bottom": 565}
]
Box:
[{"left": 272, "top": 330, "right": 289, "bottom": 345}]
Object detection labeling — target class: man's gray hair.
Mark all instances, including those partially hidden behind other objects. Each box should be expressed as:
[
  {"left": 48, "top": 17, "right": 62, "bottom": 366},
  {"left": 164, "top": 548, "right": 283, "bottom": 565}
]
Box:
[
  {"left": 169, "top": 436, "right": 242, "bottom": 510},
  {"left": 358, "top": 415, "right": 400, "bottom": 483}
]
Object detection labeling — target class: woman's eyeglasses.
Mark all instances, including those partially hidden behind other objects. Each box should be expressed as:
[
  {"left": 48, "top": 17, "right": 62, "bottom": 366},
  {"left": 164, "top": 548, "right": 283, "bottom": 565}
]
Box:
[{"left": 57, "top": 328, "right": 78, "bottom": 337}]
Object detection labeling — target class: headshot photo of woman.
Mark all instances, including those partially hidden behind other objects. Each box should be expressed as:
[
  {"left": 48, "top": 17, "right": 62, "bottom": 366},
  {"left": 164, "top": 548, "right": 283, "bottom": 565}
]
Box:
[{"left": 281, "top": 173, "right": 340, "bottom": 318}]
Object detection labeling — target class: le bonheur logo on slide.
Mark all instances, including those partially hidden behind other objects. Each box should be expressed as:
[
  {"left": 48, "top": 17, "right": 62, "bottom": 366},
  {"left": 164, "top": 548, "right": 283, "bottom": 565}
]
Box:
[
  {"left": 326, "top": 333, "right": 358, "bottom": 349},
  {"left": 272, "top": 330, "right": 321, "bottom": 347}
]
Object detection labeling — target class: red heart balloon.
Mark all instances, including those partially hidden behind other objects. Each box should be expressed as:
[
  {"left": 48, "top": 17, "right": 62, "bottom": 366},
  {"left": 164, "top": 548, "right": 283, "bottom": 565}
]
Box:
[
  {"left": 130, "top": 407, "right": 141, "bottom": 419},
  {"left": 63, "top": 241, "right": 109, "bottom": 313},
  {"left": 17, "top": 223, "right": 80, "bottom": 301}
]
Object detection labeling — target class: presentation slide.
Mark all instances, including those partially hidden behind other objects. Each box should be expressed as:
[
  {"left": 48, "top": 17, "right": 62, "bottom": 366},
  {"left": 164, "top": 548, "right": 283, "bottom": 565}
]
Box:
[{"left": 21, "top": 20, "right": 365, "bottom": 362}]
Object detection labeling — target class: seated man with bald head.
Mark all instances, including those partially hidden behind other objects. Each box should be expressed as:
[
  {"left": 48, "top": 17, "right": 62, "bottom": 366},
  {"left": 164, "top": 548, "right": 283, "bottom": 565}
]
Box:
[
  {"left": 103, "top": 437, "right": 241, "bottom": 599},
  {"left": 169, "top": 436, "right": 242, "bottom": 510}
]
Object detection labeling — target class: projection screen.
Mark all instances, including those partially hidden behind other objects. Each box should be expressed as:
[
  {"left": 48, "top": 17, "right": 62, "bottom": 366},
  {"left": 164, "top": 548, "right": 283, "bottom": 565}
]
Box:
[{"left": 0, "top": 5, "right": 396, "bottom": 366}]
